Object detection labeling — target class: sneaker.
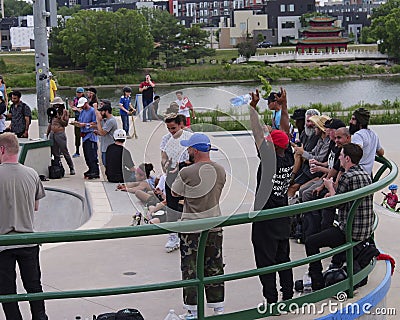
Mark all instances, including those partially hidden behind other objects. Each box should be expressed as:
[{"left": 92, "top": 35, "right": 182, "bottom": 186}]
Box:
[
  {"left": 72, "top": 153, "right": 80, "bottom": 158},
  {"left": 179, "top": 311, "right": 197, "bottom": 319},
  {"left": 70, "top": 169, "right": 76, "bottom": 175},
  {"left": 214, "top": 307, "right": 224, "bottom": 315},
  {"left": 165, "top": 233, "right": 180, "bottom": 253},
  {"left": 86, "top": 173, "right": 100, "bottom": 180}
]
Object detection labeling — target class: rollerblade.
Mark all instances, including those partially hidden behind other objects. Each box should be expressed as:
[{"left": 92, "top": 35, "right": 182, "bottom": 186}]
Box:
[
  {"left": 165, "top": 233, "right": 180, "bottom": 253},
  {"left": 131, "top": 212, "right": 142, "bottom": 226}
]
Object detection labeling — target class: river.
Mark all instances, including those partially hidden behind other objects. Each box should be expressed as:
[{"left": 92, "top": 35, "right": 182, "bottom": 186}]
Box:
[{"left": 20, "top": 77, "right": 400, "bottom": 113}]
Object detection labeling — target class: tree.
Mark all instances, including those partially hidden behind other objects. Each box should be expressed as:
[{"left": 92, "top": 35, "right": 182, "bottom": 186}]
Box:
[
  {"left": 182, "top": 25, "right": 215, "bottom": 64},
  {"left": 370, "top": 8, "right": 400, "bottom": 59},
  {"left": 57, "top": 5, "right": 81, "bottom": 17},
  {"left": 4, "top": 0, "right": 32, "bottom": 17},
  {"left": 140, "top": 8, "right": 184, "bottom": 68},
  {"left": 237, "top": 39, "right": 256, "bottom": 61},
  {"left": 56, "top": 9, "right": 153, "bottom": 74}
]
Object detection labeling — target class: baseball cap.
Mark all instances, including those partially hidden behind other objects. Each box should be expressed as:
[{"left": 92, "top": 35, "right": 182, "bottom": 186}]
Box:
[
  {"left": 77, "top": 97, "right": 88, "bottom": 108},
  {"left": 86, "top": 87, "right": 97, "bottom": 94},
  {"left": 291, "top": 108, "right": 306, "bottom": 120},
  {"left": 180, "top": 133, "right": 218, "bottom": 152},
  {"left": 113, "top": 129, "right": 126, "bottom": 141},
  {"left": 98, "top": 102, "right": 112, "bottom": 113},
  {"left": 267, "top": 130, "right": 289, "bottom": 149},
  {"left": 267, "top": 91, "right": 282, "bottom": 103},
  {"left": 50, "top": 96, "right": 65, "bottom": 105},
  {"left": 324, "top": 118, "right": 346, "bottom": 129},
  {"left": 76, "top": 87, "right": 85, "bottom": 93},
  {"left": 48, "top": 72, "right": 53, "bottom": 77}
]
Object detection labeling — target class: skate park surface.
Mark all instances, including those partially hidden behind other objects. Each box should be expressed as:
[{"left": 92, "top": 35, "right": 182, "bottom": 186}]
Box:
[{"left": 3, "top": 120, "right": 400, "bottom": 320}]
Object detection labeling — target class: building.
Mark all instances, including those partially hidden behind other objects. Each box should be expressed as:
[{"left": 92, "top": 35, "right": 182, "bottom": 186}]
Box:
[
  {"left": 291, "top": 16, "right": 350, "bottom": 53},
  {"left": 0, "top": 17, "right": 18, "bottom": 50},
  {"left": 259, "top": 0, "right": 316, "bottom": 45}
]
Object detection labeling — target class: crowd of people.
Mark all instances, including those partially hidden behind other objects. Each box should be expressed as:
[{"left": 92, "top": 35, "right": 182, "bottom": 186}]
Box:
[{"left": 0, "top": 74, "right": 391, "bottom": 319}]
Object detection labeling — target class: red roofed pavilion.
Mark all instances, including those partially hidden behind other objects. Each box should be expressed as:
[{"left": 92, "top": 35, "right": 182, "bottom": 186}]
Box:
[{"left": 291, "top": 16, "right": 350, "bottom": 53}]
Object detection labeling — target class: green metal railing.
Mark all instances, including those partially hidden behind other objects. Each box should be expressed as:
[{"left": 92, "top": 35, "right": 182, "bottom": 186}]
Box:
[{"left": 0, "top": 156, "right": 397, "bottom": 319}]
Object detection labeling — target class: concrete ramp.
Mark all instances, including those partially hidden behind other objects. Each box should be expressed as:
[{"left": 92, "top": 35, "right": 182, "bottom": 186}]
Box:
[{"left": 34, "top": 187, "right": 89, "bottom": 232}]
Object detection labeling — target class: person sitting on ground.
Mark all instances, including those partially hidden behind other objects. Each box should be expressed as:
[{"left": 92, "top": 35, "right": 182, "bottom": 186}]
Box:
[
  {"left": 305, "top": 143, "right": 374, "bottom": 291},
  {"left": 105, "top": 129, "right": 135, "bottom": 183},
  {"left": 147, "top": 95, "right": 163, "bottom": 120},
  {"left": 117, "top": 163, "right": 155, "bottom": 193},
  {"left": 135, "top": 173, "right": 167, "bottom": 224},
  {"left": 288, "top": 114, "right": 331, "bottom": 198}
]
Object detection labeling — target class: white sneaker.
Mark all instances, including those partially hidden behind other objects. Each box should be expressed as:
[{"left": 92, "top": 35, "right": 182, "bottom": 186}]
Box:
[
  {"left": 165, "top": 233, "right": 180, "bottom": 253},
  {"left": 179, "top": 311, "right": 197, "bottom": 319},
  {"left": 214, "top": 306, "right": 224, "bottom": 315}
]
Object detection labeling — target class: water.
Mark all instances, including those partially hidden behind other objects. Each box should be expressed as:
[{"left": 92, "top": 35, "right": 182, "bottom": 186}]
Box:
[{"left": 20, "top": 77, "right": 400, "bottom": 113}]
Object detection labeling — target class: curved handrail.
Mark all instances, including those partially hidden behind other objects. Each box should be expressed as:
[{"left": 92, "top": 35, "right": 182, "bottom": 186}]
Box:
[{"left": 0, "top": 156, "right": 397, "bottom": 319}]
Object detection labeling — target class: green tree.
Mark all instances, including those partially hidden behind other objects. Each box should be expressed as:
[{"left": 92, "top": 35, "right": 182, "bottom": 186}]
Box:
[
  {"left": 57, "top": 5, "right": 81, "bottom": 17},
  {"left": 359, "top": 27, "right": 375, "bottom": 44},
  {"left": 182, "top": 25, "right": 215, "bottom": 64},
  {"left": 237, "top": 39, "right": 256, "bottom": 61},
  {"left": 49, "top": 20, "right": 74, "bottom": 68},
  {"left": 4, "top": 0, "right": 32, "bottom": 17},
  {"left": 371, "top": 7, "right": 400, "bottom": 59},
  {"left": 57, "top": 9, "right": 153, "bottom": 74},
  {"left": 140, "top": 8, "right": 184, "bottom": 67}
]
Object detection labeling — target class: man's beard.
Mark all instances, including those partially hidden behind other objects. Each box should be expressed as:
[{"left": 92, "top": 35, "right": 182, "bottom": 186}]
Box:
[
  {"left": 102, "top": 113, "right": 107, "bottom": 119},
  {"left": 189, "top": 153, "right": 195, "bottom": 163},
  {"left": 349, "top": 123, "right": 359, "bottom": 135},
  {"left": 305, "top": 126, "right": 314, "bottom": 137}
]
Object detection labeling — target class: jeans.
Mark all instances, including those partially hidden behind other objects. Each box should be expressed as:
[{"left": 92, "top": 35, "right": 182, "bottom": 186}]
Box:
[
  {"left": 142, "top": 98, "right": 153, "bottom": 122},
  {"left": 82, "top": 139, "right": 99, "bottom": 176},
  {"left": 74, "top": 125, "right": 81, "bottom": 154},
  {"left": 0, "top": 246, "right": 48, "bottom": 320},
  {"left": 121, "top": 115, "right": 129, "bottom": 136},
  {"left": 305, "top": 226, "right": 346, "bottom": 290}
]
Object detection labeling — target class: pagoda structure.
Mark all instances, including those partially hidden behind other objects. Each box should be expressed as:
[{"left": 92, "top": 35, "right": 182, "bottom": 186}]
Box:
[{"left": 291, "top": 16, "right": 350, "bottom": 53}]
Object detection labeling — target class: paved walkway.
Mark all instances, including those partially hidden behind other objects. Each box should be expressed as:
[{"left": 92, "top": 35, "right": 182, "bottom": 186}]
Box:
[{"left": 5, "top": 120, "right": 400, "bottom": 320}]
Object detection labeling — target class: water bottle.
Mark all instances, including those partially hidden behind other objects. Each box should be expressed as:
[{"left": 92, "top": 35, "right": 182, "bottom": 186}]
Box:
[
  {"left": 303, "top": 272, "right": 312, "bottom": 293},
  {"left": 163, "top": 309, "right": 180, "bottom": 320},
  {"left": 229, "top": 94, "right": 251, "bottom": 106}
]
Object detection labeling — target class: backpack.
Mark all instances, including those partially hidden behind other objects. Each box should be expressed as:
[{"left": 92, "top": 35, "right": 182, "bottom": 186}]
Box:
[
  {"left": 322, "top": 238, "right": 380, "bottom": 289},
  {"left": 94, "top": 308, "right": 144, "bottom": 320},
  {"left": 48, "top": 159, "right": 65, "bottom": 179}
]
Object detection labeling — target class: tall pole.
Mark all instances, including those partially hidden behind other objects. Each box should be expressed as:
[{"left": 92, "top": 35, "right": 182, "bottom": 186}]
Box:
[
  {"left": 1, "top": 0, "right": 4, "bottom": 18},
  {"left": 33, "top": 0, "right": 50, "bottom": 138}
]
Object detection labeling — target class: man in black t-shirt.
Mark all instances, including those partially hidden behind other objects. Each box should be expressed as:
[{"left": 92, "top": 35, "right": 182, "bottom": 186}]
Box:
[
  {"left": 105, "top": 129, "right": 135, "bottom": 183},
  {"left": 249, "top": 88, "right": 294, "bottom": 305}
]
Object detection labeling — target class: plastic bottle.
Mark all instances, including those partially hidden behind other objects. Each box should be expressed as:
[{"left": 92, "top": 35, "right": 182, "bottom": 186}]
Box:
[
  {"left": 163, "top": 309, "right": 180, "bottom": 320},
  {"left": 229, "top": 94, "right": 251, "bottom": 106},
  {"left": 303, "top": 272, "right": 312, "bottom": 293}
]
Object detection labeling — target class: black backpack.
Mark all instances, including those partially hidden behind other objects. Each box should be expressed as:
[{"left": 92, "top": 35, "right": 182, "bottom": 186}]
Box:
[
  {"left": 94, "top": 308, "right": 144, "bottom": 320},
  {"left": 48, "top": 159, "right": 65, "bottom": 179}
]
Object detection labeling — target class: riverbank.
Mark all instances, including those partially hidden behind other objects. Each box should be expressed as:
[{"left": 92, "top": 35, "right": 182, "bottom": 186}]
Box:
[{"left": 14, "top": 72, "right": 400, "bottom": 92}]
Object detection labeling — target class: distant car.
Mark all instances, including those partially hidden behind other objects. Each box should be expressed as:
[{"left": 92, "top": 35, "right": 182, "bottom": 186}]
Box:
[{"left": 257, "top": 41, "right": 273, "bottom": 48}]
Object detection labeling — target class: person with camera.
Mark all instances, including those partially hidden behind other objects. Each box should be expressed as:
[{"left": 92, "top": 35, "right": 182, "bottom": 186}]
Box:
[{"left": 46, "top": 97, "right": 75, "bottom": 175}]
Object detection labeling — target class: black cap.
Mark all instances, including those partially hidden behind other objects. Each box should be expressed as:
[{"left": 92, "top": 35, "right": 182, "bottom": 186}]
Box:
[
  {"left": 267, "top": 91, "right": 281, "bottom": 103},
  {"left": 86, "top": 87, "right": 97, "bottom": 95},
  {"left": 324, "top": 118, "right": 346, "bottom": 129},
  {"left": 98, "top": 99, "right": 112, "bottom": 113},
  {"left": 290, "top": 108, "right": 306, "bottom": 120}
]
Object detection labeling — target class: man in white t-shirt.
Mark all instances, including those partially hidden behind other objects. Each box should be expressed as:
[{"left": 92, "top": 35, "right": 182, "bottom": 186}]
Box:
[
  {"left": 175, "top": 91, "right": 196, "bottom": 128},
  {"left": 0, "top": 133, "right": 48, "bottom": 320},
  {"left": 349, "top": 108, "right": 384, "bottom": 175},
  {"left": 161, "top": 114, "right": 193, "bottom": 252}
]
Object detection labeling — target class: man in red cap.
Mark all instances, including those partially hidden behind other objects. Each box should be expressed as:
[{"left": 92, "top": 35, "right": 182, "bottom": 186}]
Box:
[{"left": 249, "top": 88, "right": 294, "bottom": 305}]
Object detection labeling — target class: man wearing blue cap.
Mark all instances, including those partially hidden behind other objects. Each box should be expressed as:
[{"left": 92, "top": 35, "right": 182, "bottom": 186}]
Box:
[{"left": 171, "top": 133, "right": 226, "bottom": 318}]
